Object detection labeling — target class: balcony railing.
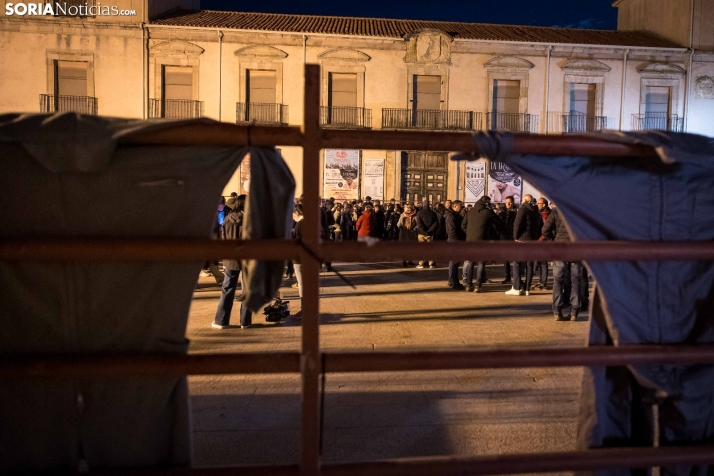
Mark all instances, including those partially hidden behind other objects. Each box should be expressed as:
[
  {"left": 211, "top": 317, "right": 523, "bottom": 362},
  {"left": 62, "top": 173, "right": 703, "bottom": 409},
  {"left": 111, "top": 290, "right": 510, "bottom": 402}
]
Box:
[
  {"left": 39, "top": 94, "right": 98, "bottom": 115},
  {"left": 486, "top": 112, "right": 538, "bottom": 133},
  {"left": 321, "top": 106, "right": 372, "bottom": 128},
  {"left": 562, "top": 112, "right": 608, "bottom": 133},
  {"left": 149, "top": 99, "right": 203, "bottom": 119},
  {"left": 382, "top": 108, "right": 482, "bottom": 130},
  {"left": 236, "top": 102, "right": 288, "bottom": 125},
  {"left": 631, "top": 113, "right": 684, "bottom": 132}
]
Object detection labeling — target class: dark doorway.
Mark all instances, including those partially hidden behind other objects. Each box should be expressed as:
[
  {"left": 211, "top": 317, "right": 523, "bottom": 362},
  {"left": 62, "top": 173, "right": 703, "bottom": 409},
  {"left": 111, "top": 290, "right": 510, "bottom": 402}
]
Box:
[{"left": 401, "top": 151, "right": 448, "bottom": 203}]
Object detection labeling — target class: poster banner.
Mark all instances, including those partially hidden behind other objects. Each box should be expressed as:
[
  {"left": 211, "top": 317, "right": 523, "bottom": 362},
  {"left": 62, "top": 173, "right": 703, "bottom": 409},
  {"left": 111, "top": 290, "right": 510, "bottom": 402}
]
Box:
[
  {"left": 323, "top": 149, "right": 360, "bottom": 200},
  {"left": 488, "top": 160, "right": 522, "bottom": 203},
  {"left": 363, "top": 158, "right": 384, "bottom": 200},
  {"left": 464, "top": 160, "right": 486, "bottom": 204},
  {"left": 239, "top": 153, "right": 251, "bottom": 195}
]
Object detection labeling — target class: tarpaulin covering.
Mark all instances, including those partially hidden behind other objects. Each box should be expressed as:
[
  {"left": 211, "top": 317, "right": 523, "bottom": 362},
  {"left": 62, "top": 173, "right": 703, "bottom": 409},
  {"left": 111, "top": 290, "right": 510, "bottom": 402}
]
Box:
[
  {"left": 0, "top": 113, "right": 294, "bottom": 471},
  {"left": 454, "top": 130, "right": 714, "bottom": 476}
]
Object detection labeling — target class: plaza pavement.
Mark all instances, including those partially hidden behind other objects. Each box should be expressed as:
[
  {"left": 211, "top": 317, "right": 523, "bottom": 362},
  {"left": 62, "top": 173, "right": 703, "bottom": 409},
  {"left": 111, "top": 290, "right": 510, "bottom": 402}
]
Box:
[{"left": 186, "top": 262, "right": 590, "bottom": 470}]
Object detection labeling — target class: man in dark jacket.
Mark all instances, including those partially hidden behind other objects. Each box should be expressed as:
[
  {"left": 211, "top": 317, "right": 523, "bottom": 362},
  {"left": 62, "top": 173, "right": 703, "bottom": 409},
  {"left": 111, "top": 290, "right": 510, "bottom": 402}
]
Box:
[
  {"left": 445, "top": 200, "right": 466, "bottom": 289},
  {"left": 535, "top": 197, "right": 551, "bottom": 290},
  {"left": 415, "top": 200, "right": 439, "bottom": 268},
  {"left": 498, "top": 196, "right": 518, "bottom": 284},
  {"left": 461, "top": 196, "right": 506, "bottom": 292},
  {"left": 542, "top": 203, "right": 582, "bottom": 320},
  {"left": 214, "top": 195, "right": 252, "bottom": 329},
  {"left": 506, "top": 194, "right": 541, "bottom": 296},
  {"left": 374, "top": 204, "right": 386, "bottom": 240}
]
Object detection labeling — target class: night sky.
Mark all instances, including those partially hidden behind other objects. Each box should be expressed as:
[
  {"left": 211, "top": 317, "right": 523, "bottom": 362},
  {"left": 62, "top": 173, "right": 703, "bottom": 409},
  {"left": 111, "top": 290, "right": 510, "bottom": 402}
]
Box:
[{"left": 199, "top": 0, "right": 619, "bottom": 30}]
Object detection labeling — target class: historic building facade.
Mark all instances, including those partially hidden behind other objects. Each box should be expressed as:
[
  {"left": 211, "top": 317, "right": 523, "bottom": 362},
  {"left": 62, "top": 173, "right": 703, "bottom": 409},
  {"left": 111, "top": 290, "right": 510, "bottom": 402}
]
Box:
[{"left": 1, "top": 0, "right": 713, "bottom": 200}]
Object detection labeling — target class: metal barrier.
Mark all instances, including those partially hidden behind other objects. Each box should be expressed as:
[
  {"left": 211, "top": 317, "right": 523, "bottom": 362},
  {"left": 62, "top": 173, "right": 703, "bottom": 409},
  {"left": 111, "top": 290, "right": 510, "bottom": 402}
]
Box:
[{"left": 4, "top": 65, "right": 714, "bottom": 476}]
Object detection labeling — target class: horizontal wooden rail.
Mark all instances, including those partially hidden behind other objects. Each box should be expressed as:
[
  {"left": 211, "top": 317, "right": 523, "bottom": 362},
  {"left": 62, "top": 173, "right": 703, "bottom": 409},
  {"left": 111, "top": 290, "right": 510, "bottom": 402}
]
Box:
[
  {"left": 0, "top": 352, "right": 301, "bottom": 380},
  {"left": 0, "top": 238, "right": 302, "bottom": 262},
  {"left": 3, "top": 239, "right": 714, "bottom": 262},
  {"left": 16, "top": 445, "right": 714, "bottom": 475},
  {"left": 320, "top": 240, "right": 714, "bottom": 262},
  {"left": 322, "top": 445, "right": 714, "bottom": 476},
  {"left": 4, "top": 346, "right": 714, "bottom": 380},
  {"left": 121, "top": 123, "right": 304, "bottom": 147},
  {"left": 117, "top": 122, "right": 661, "bottom": 158},
  {"left": 324, "top": 345, "right": 714, "bottom": 373},
  {"left": 320, "top": 129, "right": 660, "bottom": 158}
]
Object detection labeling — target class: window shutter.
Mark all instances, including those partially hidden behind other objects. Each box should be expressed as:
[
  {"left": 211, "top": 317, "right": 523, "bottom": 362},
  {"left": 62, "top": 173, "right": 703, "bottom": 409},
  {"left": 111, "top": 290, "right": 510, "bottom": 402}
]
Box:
[
  {"left": 569, "top": 83, "right": 596, "bottom": 116},
  {"left": 248, "top": 70, "right": 277, "bottom": 104},
  {"left": 493, "top": 79, "right": 520, "bottom": 114},
  {"left": 645, "top": 86, "right": 671, "bottom": 115},
  {"left": 414, "top": 75, "right": 441, "bottom": 110},
  {"left": 163, "top": 66, "right": 193, "bottom": 101},
  {"left": 57, "top": 61, "right": 88, "bottom": 97},
  {"left": 329, "top": 73, "right": 358, "bottom": 107}
]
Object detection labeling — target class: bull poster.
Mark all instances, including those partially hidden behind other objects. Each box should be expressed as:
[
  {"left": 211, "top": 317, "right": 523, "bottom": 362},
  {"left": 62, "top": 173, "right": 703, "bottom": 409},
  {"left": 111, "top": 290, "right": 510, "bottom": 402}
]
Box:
[
  {"left": 363, "top": 158, "right": 384, "bottom": 200},
  {"left": 324, "top": 149, "right": 360, "bottom": 200},
  {"left": 488, "top": 160, "right": 522, "bottom": 203},
  {"left": 464, "top": 160, "right": 486, "bottom": 204}
]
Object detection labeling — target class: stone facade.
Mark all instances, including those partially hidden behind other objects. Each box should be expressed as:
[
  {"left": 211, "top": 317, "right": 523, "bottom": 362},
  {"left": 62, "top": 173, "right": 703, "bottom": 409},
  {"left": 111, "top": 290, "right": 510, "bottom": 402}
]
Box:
[{"left": 1, "top": 1, "right": 713, "bottom": 200}]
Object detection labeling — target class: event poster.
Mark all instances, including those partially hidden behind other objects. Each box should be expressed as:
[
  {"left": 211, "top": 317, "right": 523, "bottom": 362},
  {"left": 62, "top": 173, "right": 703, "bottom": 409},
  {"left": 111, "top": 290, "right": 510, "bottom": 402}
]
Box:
[
  {"left": 464, "top": 160, "right": 486, "bottom": 204},
  {"left": 488, "top": 160, "right": 522, "bottom": 203},
  {"left": 239, "top": 153, "right": 251, "bottom": 195},
  {"left": 323, "top": 149, "right": 360, "bottom": 200},
  {"left": 363, "top": 158, "right": 384, "bottom": 200}
]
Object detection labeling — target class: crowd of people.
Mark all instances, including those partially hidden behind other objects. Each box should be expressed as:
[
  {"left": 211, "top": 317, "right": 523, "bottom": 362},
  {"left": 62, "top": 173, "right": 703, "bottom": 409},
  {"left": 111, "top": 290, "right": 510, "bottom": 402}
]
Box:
[
  {"left": 210, "top": 192, "right": 591, "bottom": 329},
  {"left": 316, "top": 193, "right": 590, "bottom": 321}
]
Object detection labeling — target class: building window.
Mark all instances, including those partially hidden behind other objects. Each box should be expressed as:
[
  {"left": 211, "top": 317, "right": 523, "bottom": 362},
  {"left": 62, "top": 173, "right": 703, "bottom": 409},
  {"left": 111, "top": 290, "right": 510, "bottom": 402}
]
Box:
[
  {"left": 163, "top": 66, "right": 193, "bottom": 101},
  {"left": 329, "top": 73, "right": 357, "bottom": 108},
  {"left": 632, "top": 85, "right": 681, "bottom": 131},
  {"left": 40, "top": 60, "right": 97, "bottom": 115},
  {"left": 645, "top": 86, "right": 671, "bottom": 115},
  {"left": 148, "top": 65, "right": 202, "bottom": 119},
  {"left": 569, "top": 83, "right": 596, "bottom": 116},
  {"left": 492, "top": 79, "right": 520, "bottom": 114},
  {"left": 413, "top": 75, "right": 441, "bottom": 111},
  {"left": 236, "top": 69, "right": 287, "bottom": 124},
  {"left": 56, "top": 60, "right": 88, "bottom": 97},
  {"left": 247, "top": 69, "right": 277, "bottom": 104}
]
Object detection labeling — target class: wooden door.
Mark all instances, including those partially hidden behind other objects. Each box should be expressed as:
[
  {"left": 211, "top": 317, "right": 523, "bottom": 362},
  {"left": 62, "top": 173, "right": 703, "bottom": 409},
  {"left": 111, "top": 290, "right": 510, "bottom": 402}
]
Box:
[{"left": 401, "top": 152, "right": 448, "bottom": 203}]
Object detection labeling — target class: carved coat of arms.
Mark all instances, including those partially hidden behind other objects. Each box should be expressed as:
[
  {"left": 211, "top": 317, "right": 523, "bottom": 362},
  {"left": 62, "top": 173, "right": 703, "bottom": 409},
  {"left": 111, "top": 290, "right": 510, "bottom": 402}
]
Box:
[{"left": 695, "top": 76, "right": 714, "bottom": 99}]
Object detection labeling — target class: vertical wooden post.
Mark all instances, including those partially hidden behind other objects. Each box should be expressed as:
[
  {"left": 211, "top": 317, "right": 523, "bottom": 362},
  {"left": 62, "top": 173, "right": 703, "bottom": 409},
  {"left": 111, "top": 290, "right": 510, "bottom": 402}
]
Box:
[{"left": 300, "top": 63, "right": 322, "bottom": 476}]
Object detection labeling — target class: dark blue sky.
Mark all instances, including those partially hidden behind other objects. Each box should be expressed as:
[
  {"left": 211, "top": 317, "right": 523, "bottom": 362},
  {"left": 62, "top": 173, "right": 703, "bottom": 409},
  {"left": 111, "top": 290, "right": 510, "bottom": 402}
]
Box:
[{"left": 200, "top": 0, "right": 619, "bottom": 30}]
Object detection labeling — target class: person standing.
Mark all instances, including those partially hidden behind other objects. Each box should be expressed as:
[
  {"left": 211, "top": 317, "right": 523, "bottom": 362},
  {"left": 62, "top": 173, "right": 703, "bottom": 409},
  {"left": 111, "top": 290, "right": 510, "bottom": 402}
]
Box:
[
  {"left": 398, "top": 204, "right": 418, "bottom": 267},
  {"left": 506, "top": 194, "right": 541, "bottom": 296},
  {"left": 541, "top": 203, "right": 582, "bottom": 321},
  {"left": 445, "top": 200, "right": 466, "bottom": 290},
  {"left": 462, "top": 196, "right": 505, "bottom": 292},
  {"left": 291, "top": 204, "right": 305, "bottom": 318},
  {"left": 374, "top": 204, "right": 386, "bottom": 240},
  {"left": 213, "top": 194, "right": 252, "bottom": 329},
  {"left": 535, "top": 197, "right": 552, "bottom": 290},
  {"left": 415, "top": 200, "right": 439, "bottom": 268},
  {"left": 498, "top": 196, "right": 517, "bottom": 284},
  {"left": 355, "top": 204, "right": 377, "bottom": 242}
]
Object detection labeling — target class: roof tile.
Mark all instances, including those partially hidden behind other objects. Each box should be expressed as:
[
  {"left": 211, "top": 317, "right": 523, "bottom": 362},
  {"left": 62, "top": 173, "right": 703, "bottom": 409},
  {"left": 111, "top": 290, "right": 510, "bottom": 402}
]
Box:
[{"left": 150, "top": 10, "right": 682, "bottom": 48}]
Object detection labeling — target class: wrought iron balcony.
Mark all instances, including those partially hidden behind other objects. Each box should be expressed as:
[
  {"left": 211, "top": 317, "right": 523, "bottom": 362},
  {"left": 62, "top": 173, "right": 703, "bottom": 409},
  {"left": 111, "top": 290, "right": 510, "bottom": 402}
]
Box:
[
  {"left": 631, "top": 113, "right": 684, "bottom": 132},
  {"left": 562, "top": 112, "right": 608, "bottom": 133},
  {"left": 486, "top": 112, "right": 538, "bottom": 133},
  {"left": 39, "top": 94, "right": 98, "bottom": 115},
  {"left": 236, "top": 102, "right": 288, "bottom": 125},
  {"left": 149, "top": 99, "right": 203, "bottom": 119},
  {"left": 321, "top": 106, "right": 372, "bottom": 128},
  {"left": 382, "top": 108, "right": 481, "bottom": 130}
]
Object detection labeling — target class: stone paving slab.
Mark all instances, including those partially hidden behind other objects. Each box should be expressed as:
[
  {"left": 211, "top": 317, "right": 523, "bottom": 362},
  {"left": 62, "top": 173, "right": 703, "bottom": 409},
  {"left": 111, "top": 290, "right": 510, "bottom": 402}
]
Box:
[{"left": 187, "top": 262, "right": 590, "bottom": 469}]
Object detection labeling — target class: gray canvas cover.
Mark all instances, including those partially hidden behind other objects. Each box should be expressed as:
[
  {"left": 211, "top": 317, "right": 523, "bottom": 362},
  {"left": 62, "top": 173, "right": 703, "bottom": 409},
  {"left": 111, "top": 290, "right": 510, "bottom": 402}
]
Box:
[
  {"left": 0, "top": 113, "right": 294, "bottom": 471},
  {"left": 455, "top": 131, "right": 714, "bottom": 476}
]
